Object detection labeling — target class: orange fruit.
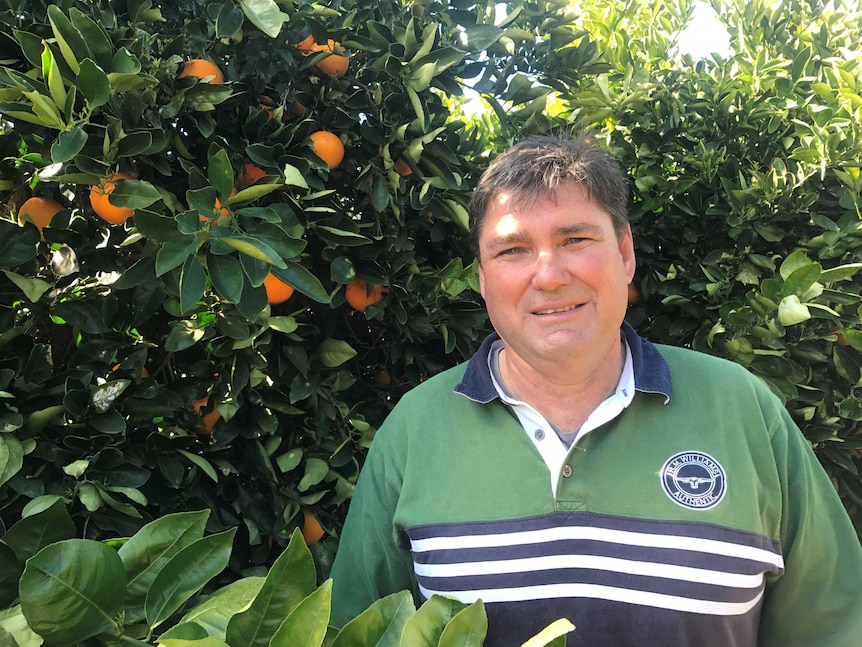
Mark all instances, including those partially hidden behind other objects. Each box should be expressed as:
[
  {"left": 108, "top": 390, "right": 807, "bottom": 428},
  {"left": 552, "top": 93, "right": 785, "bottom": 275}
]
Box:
[
  {"left": 292, "top": 34, "right": 316, "bottom": 52},
  {"left": 90, "top": 173, "right": 135, "bottom": 225},
  {"left": 345, "top": 279, "right": 386, "bottom": 312},
  {"left": 237, "top": 162, "right": 266, "bottom": 188},
  {"left": 17, "top": 196, "right": 62, "bottom": 235},
  {"left": 395, "top": 158, "right": 412, "bottom": 176},
  {"left": 177, "top": 59, "right": 224, "bottom": 84},
  {"left": 310, "top": 131, "right": 345, "bottom": 169},
  {"left": 301, "top": 507, "right": 325, "bottom": 545},
  {"left": 309, "top": 40, "right": 349, "bottom": 77},
  {"left": 192, "top": 397, "right": 221, "bottom": 435},
  {"left": 264, "top": 273, "right": 295, "bottom": 305},
  {"left": 627, "top": 282, "right": 642, "bottom": 305}
]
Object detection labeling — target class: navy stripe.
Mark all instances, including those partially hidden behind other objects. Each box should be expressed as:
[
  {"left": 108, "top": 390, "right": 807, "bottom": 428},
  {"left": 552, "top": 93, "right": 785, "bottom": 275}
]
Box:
[
  {"left": 406, "top": 510, "right": 782, "bottom": 557},
  {"left": 412, "top": 538, "right": 780, "bottom": 575},
  {"left": 416, "top": 568, "right": 763, "bottom": 604}
]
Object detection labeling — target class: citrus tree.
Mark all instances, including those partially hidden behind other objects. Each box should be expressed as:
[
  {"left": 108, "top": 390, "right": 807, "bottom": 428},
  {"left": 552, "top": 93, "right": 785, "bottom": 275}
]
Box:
[
  {"left": 555, "top": 0, "right": 862, "bottom": 530},
  {"left": 0, "top": 0, "right": 597, "bottom": 578}
]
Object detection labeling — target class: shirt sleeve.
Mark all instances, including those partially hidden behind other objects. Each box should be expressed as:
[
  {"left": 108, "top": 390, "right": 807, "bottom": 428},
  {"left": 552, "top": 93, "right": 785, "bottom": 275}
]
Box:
[
  {"left": 758, "top": 404, "right": 862, "bottom": 647},
  {"left": 329, "top": 416, "right": 418, "bottom": 627}
]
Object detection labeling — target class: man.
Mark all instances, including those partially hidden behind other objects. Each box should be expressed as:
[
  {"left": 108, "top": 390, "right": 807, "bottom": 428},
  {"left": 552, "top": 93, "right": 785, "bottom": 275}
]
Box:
[{"left": 330, "top": 133, "right": 862, "bottom": 645}]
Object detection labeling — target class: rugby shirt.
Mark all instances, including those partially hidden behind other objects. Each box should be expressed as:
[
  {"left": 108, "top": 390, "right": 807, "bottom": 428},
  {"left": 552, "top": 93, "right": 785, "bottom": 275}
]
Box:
[{"left": 331, "top": 323, "right": 862, "bottom": 646}]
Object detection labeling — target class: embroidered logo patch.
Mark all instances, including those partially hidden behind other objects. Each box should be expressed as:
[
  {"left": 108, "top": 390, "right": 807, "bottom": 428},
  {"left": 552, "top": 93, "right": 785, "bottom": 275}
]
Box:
[{"left": 661, "top": 451, "right": 726, "bottom": 510}]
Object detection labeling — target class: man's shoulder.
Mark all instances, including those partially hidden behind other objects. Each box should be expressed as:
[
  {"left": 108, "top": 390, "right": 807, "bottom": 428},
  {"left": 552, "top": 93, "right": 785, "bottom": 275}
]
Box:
[{"left": 653, "top": 343, "right": 770, "bottom": 394}]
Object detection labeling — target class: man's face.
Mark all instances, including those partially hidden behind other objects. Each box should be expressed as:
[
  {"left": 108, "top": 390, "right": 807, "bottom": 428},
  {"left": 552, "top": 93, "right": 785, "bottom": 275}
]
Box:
[{"left": 477, "top": 182, "right": 636, "bottom": 371}]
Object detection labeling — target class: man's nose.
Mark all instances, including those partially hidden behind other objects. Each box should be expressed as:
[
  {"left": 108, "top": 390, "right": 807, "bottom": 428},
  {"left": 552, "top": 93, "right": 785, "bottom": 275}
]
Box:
[{"left": 531, "top": 250, "right": 570, "bottom": 290}]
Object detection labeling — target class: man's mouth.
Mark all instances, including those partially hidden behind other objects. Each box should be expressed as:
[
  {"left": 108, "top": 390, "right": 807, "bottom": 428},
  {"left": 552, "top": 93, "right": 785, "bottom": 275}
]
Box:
[{"left": 534, "top": 304, "right": 580, "bottom": 315}]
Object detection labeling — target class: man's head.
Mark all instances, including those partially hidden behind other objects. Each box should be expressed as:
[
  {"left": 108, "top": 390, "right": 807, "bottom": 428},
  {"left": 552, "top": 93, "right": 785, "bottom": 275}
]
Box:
[{"left": 469, "top": 133, "right": 629, "bottom": 260}]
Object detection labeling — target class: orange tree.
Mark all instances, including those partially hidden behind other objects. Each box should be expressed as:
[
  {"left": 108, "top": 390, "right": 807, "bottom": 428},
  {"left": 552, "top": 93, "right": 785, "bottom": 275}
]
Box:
[{"left": 0, "top": 0, "right": 595, "bottom": 581}]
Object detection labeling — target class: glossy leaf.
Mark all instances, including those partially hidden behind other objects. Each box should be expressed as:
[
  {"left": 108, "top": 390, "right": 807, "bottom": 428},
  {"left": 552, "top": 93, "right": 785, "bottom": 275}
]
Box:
[
  {"left": 331, "top": 590, "right": 415, "bottom": 647},
  {"left": 2, "top": 498, "right": 76, "bottom": 563},
  {"left": 179, "top": 577, "right": 265, "bottom": 639},
  {"left": 145, "top": 527, "right": 237, "bottom": 629},
  {"left": 270, "top": 579, "right": 332, "bottom": 647},
  {"left": 225, "top": 528, "right": 317, "bottom": 647},
  {"left": 20, "top": 539, "right": 125, "bottom": 645},
  {"left": 400, "top": 595, "right": 468, "bottom": 647},
  {"left": 238, "top": 0, "right": 285, "bottom": 38},
  {"left": 118, "top": 510, "right": 209, "bottom": 623},
  {"left": 437, "top": 600, "right": 487, "bottom": 647}
]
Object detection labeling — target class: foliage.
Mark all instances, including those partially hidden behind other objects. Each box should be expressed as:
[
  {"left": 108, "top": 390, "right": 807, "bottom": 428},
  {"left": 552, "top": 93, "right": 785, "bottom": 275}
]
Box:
[
  {"left": 0, "top": 0, "right": 601, "bottom": 573},
  {"left": 0, "top": 505, "right": 573, "bottom": 646},
  {"left": 552, "top": 0, "right": 862, "bottom": 530}
]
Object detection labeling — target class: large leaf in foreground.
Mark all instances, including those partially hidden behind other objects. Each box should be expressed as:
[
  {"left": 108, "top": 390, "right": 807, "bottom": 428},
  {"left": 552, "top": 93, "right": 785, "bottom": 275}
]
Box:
[{"left": 20, "top": 539, "right": 126, "bottom": 646}]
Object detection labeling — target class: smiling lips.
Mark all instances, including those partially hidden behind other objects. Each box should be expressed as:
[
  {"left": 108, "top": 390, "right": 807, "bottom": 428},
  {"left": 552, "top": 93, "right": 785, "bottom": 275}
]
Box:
[{"left": 533, "top": 303, "right": 582, "bottom": 315}]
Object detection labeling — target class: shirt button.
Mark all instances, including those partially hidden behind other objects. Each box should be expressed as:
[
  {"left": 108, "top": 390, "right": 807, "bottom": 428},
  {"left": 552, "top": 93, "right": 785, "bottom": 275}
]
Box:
[
  {"left": 562, "top": 464, "right": 573, "bottom": 478},
  {"left": 534, "top": 429, "right": 545, "bottom": 441}
]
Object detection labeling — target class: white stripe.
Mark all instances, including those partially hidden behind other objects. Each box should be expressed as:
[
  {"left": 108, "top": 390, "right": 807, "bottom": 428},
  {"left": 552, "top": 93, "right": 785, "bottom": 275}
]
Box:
[
  {"left": 414, "top": 554, "right": 764, "bottom": 589},
  {"left": 410, "top": 526, "right": 784, "bottom": 570},
  {"left": 418, "top": 582, "right": 765, "bottom": 616}
]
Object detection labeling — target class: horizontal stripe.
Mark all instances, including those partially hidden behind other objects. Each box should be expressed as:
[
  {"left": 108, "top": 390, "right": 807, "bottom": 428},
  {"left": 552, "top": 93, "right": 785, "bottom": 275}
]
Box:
[
  {"left": 413, "top": 554, "right": 765, "bottom": 589},
  {"left": 417, "top": 581, "right": 766, "bottom": 616},
  {"left": 412, "top": 538, "right": 775, "bottom": 575},
  {"left": 409, "top": 526, "right": 784, "bottom": 570}
]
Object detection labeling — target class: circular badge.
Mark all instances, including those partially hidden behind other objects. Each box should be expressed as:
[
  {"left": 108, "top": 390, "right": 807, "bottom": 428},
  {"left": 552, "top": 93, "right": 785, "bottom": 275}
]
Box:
[{"left": 661, "top": 451, "right": 726, "bottom": 510}]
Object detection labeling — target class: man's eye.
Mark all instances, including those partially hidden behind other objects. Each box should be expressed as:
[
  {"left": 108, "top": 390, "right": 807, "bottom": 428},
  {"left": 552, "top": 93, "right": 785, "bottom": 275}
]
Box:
[
  {"left": 565, "top": 237, "right": 588, "bottom": 245},
  {"left": 498, "top": 247, "right": 523, "bottom": 256}
]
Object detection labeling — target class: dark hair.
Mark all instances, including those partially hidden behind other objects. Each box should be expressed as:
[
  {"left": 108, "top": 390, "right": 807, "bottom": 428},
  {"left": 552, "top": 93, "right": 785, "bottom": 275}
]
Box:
[{"left": 468, "top": 132, "right": 630, "bottom": 258}]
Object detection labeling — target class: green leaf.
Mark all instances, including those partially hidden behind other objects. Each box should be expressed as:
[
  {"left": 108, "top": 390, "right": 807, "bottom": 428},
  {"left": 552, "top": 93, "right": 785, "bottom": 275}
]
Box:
[
  {"left": 238, "top": 0, "right": 286, "bottom": 38},
  {"left": 779, "top": 249, "right": 813, "bottom": 280},
  {"left": 145, "top": 528, "right": 237, "bottom": 629},
  {"left": 157, "top": 239, "right": 196, "bottom": 276},
  {"left": 778, "top": 295, "right": 811, "bottom": 326},
  {"left": 77, "top": 58, "right": 111, "bottom": 107},
  {"left": 179, "top": 256, "right": 207, "bottom": 314},
  {"left": 42, "top": 43, "right": 67, "bottom": 111},
  {"left": 177, "top": 450, "right": 220, "bottom": 483},
  {"left": 118, "top": 510, "right": 209, "bottom": 623},
  {"left": 461, "top": 25, "right": 504, "bottom": 51},
  {"left": 298, "top": 458, "right": 329, "bottom": 492},
  {"left": 841, "top": 329, "right": 862, "bottom": 352},
  {"left": 209, "top": 253, "right": 244, "bottom": 303},
  {"left": 401, "top": 595, "right": 467, "bottom": 647},
  {"left": 225, "top": 529, "right": 317, "bottom": 647},
  {"left": 2, "top": 498, "right": 76, "bottom": 563},
  {"left": 783, "top": 263, "right": 821, "bottom": 298},
  {"left": 0, "top": 543, "right": 21, "bottom": 607},
  {"left": 0, "top": 434, "right": 24, "bottom": 492},
  {"left": 50, "top": 123, "right": 88, "bottom": 163},
  {"left": 270, "top": 579, "right": 332, "bottom": 647},
  {"left": 20, "top": 539, "right": 125, "bottom": 645},
  {"left": 51, "top": 300, "right": 110, "bottom": 334},
  {"left": 0, "top": 221, "right": 39, "bottom": 268},
  {"left": 271, "top": 262, "right": 330, "bottom": 304},
  {"left": 217, "top": 236, "right": 286, "bottom": 267},
  {"left": 283, "top": 164, "right": 309, "bottom": 189},
  {"left": 159, "top": 637, "right": 230, "bottom": 647},
  {"left": 69, "top": 8, "right": 113, "bottom": 70},
  {"left": 437, "top": 600, "right": 487, "bottom": 647},
  {"left": 819, "top": 263, "right": 862, "bottom": 283},
  {"left": 332, "top": 590, "right": 415, "bottom": 647},
  {"left": 2, "top": 271, "right": 51, "bottom": 303},
  {"left": 179, "top": 577, "right": 265, "bottom": 639},
  {"left": 47, "top": 5, "right": 86, "bottom": 74},
  {"left": 103, "top": 179, "right": 162, "bottom": 209},
  {"left": 208, "top": 148, "right": 234, "bottom": 200},
  {"left": 318, "top": 339, "right": 357, "bottom": 367},
  {"left": 519, "top": 618, "right": 576, "bottom": 647}
]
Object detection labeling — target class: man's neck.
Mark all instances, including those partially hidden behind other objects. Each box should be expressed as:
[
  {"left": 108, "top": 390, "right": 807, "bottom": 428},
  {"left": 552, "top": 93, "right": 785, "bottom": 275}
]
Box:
[{"left": 498, "top": 337, "right": 626, "bottom": 432}]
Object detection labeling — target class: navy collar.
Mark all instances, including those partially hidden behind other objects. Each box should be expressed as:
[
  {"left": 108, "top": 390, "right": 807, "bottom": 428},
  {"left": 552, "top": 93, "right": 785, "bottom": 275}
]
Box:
[{"left": 454, "top": 321, "right": 672, "bottom": 404}]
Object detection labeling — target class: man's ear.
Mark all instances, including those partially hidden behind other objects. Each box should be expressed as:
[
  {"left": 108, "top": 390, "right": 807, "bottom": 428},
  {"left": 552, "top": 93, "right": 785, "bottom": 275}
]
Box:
[
  {"left": 620, "top": 226, "right": 636, "bottom": 282},
  {"left": 478, "top": 261, "right": 486, "bottom": 300}
]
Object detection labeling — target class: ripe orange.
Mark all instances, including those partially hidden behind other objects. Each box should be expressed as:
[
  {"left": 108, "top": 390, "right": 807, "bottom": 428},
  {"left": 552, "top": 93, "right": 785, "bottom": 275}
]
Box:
[
  {"left": 264, "top": 273, "right": 295, "bottom": 305},
  {"left": 395, "top": 158, "right": 412, "bottom": 176},
  {"left": 310, "top": 131, "right": 345, "bottom": 169},
  {"left": 627, "top": 282, "right": 642, "bottom": 305},
  {"left": 237, "top": 162, "right": 266, "bottom": 188},
  {"left": 301, "top": 507, "right": 325, "bottom": 545},
  {"left": 192, "top": 397, "right": 221, "bottom": 435},
  {"left": 309, "top": 40, "right": 349, "bottom": 77},
  {"left": 291, "top": 34, "right": 316, "bottom": 52},
  {"left": 90, "top": 172, "right": 135, "bottom": 225},
  {"left": 18, "top": 196, "right": 62, "bottom": 235},
  {"left": 177, "top": 59, "right": 224, "bottom": 84},
  {"left": 345, "top": 279, "right": 386, "bottom": 312}
]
